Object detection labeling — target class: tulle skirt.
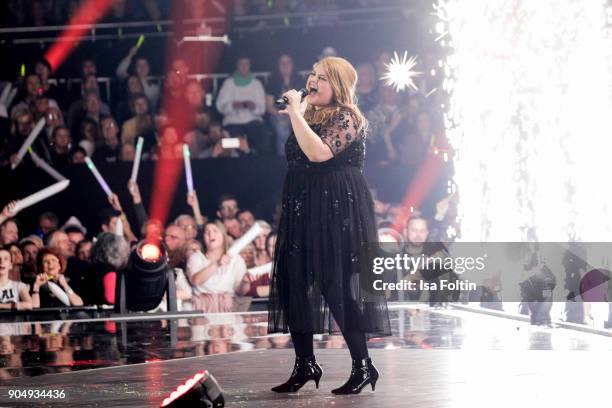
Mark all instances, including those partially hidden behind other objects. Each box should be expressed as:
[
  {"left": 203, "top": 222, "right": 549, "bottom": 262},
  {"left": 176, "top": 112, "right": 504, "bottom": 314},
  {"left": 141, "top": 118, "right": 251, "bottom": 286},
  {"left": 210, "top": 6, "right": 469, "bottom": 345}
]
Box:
[{"left": 268, "top": 165, "right": 391, "bottom": 337}]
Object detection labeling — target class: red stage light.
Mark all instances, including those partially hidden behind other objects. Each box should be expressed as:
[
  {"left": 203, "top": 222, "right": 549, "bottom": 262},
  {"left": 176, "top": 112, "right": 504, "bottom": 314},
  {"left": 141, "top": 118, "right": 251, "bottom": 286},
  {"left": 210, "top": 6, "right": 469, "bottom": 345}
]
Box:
[
  {"left": 392, "top": 151, "right": 448, "bottom": 233},
  {"left": 161, "top": 370, "right": 224, "bottom": 407},
  {"left": 44, "top": 0, "right": 113, "bottom": 72},
  {"left": 161, "top": 371, "right": 206, "bottom": 407},
  {"left": 147, "top": 1, "right": 228, "bottom": 235},
  {"left": 140, "top": 243, "right": 161, "bottom": 262}
]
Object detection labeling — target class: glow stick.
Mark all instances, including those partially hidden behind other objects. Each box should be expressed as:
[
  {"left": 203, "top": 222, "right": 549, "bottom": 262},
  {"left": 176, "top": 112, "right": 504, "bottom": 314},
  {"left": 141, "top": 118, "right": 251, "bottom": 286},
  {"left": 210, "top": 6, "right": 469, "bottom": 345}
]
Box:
[
  {"left": 180, "top": 35, "right": 231, "bottom": 45},
  {"left": 6, "top": 87, "right": 18, "bottom": 107},
  {"left": 183, "top": 144, "right": 194, "bottom": 192},
  {"left": 115, "top": 217, "right": 124, "bottom": 237},
  {"left": 248, "top": 262, "right": 272, "bottom": 277},
  {"left": 136, "top": 34, "right": 145, "bottom": 48},
  {"left": 11, "top": 117, "right": 46, "bottom": 169},
  {"left": 0, "top": 83, "right": 11, "bottom": 104},
  {"left": 85, "top": 157, "right": 112, "bottom": 196},
  {"left": 30, "top": 151, "right": 66, "bottom": 181},
  {"left": 130, "top": 137, "right": 143, "bottom": 181},
  {"left": 20, "top": 64, "right": 25, "bottom": 77},
  {"left": 13, "top": 179, "right": 70, "bottom": 213},
  {"left": 227, "top": 223, "right": 263, "bottom": 257},
  {"left": 47, "top": 281, "right": 71, "bottom": 306}
]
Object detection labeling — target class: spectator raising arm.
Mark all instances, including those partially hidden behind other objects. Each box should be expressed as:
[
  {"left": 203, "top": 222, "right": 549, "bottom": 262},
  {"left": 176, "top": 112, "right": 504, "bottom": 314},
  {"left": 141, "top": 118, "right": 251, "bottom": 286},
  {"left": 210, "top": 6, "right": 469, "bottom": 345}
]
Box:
[
  {"left": 108, "top": 193, "right": 138, "bottom": 243},
  {"left": 0, "top": 201, "right": 18, "bottom": 225},
  {"left": 127, "top": 179, "right": 148, "bottom": 234},
  {"left": 187, "top": 190, "right": 206, "bottom": 227},
  {"left": 116, "top": 46, "right": 139, "bottom": 79}
]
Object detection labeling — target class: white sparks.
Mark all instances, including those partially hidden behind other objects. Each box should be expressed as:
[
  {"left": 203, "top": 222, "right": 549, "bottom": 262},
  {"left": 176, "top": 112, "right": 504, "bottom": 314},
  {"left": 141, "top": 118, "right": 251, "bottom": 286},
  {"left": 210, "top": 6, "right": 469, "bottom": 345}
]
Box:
[
  {"left": 380, "top": 51, "right": 421, "bottom": 92},
  {"left": 438, "top": 0, "right": 612, "bottom": 242}
]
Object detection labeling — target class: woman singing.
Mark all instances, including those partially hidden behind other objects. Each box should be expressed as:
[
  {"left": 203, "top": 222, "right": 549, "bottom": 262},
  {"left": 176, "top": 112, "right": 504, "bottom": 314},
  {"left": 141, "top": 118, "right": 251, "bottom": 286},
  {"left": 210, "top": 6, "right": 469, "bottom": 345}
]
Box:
[{"left": 268, "top": 57, "right": 391, "bottom": 395}]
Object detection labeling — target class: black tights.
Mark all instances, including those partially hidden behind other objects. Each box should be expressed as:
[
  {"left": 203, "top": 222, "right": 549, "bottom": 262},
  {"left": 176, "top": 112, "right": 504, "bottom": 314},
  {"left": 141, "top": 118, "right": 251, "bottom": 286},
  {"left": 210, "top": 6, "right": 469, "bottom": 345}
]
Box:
[{"left": 290, "top": 302, "right": 369, "bottom": 360}]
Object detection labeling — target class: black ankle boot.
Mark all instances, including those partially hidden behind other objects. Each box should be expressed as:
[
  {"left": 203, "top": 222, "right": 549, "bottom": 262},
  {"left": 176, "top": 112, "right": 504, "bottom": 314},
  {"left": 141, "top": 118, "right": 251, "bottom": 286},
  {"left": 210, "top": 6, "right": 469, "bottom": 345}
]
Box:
[
  {"left": 271, "top": 355, "right": 323, "bottom": 393},
  {"left": 331, "top": 357, "right": 378, "bottom": 395}
]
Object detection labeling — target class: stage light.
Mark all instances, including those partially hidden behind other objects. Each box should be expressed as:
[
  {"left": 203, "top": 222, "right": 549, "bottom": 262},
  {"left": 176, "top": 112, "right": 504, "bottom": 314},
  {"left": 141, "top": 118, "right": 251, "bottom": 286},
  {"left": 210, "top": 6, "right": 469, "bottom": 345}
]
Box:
[
  {"left": 161, "top": 370, "right": 224, "bottom": 408},
  {"left": 578, "top": 269, "right": 611, "bottom": 302},
  {"left": 140, "top": 243, "right": 161, "bottom": 262},
  {"left": 377, "top": 227, "right": 405, "bottom": 255},
  {"left": 378, "top": 227, "right": 404, "bottom": 244},
  {"left": 115, "top": 240, "right": 177, "bottom": 313}
]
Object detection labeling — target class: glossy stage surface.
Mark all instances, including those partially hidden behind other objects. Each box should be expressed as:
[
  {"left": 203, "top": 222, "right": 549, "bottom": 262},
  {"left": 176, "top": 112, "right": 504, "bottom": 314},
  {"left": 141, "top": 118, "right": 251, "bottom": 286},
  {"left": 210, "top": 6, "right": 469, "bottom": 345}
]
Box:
[{"left": 1, "top": 305, "right": 611, "bottom": 407}]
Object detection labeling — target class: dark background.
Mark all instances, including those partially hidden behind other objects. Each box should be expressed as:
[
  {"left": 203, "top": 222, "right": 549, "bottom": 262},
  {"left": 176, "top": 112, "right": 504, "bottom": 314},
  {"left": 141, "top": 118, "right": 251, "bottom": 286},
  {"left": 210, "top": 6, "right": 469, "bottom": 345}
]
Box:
[
  {"left": 0, "top": 156, "right": 288, "bottom": 235},
  {"left": 0, "top": 3, "right": 433, "bottom": 79}
]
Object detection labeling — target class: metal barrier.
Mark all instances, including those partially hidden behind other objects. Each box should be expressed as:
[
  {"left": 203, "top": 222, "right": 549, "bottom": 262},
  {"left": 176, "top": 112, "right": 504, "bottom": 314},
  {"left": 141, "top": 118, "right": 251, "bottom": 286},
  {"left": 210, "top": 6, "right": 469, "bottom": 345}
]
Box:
[
  {"left": 43, "top": 70, "right": 310, "bottom": 105},
  {"left": 0, "top": 6, "right": 411, "bottom": 43}
]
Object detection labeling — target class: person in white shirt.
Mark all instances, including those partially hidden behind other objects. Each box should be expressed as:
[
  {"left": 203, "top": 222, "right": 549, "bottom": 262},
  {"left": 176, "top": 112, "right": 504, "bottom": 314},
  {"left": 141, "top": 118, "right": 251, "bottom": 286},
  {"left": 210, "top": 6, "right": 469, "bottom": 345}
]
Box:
[
  {"left": 0, "top": 247, "right": 32, "bottom": 310},
  {"left": 215, "top": 56, "right": 272, "bottom": 154},
  {"left": 186, "top": 221, "right": 250, "bottom": 312}
]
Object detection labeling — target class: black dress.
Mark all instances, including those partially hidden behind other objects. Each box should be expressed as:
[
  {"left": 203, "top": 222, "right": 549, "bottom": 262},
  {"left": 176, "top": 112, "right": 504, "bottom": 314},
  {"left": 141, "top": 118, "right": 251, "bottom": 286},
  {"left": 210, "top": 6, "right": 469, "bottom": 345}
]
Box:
[{"left": 268, "top": 109, "right": 391, "bottom": 337}]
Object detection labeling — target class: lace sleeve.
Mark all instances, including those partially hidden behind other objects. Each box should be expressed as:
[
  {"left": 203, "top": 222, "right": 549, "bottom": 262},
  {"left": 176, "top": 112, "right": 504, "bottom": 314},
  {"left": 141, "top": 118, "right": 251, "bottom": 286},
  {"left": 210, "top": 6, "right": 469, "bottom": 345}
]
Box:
[{"left": 320, "top": 110, "right": 360, "bottom": 156}]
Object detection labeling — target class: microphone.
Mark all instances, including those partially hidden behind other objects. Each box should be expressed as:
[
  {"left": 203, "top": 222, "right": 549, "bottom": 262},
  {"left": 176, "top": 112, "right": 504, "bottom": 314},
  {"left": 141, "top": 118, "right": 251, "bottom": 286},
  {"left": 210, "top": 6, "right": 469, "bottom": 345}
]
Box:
[{"left": 275, "top": 88, "right": 309, "bottom": 110}]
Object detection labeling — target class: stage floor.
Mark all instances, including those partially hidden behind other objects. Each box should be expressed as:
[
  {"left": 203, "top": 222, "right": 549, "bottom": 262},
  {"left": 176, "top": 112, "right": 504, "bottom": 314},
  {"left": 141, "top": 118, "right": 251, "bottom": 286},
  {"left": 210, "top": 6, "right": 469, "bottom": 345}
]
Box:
[{"left": 1, "top": 305, "right": 611, "bottom": 407}]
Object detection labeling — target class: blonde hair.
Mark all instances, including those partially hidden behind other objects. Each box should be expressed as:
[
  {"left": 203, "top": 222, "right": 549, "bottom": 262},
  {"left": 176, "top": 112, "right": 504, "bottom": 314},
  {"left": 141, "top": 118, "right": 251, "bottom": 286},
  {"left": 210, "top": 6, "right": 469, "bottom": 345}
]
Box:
[
  {"left": 203, "top": 220, "right": 230, "bottom": 254},
  {"left": 256, "top": 220, "right": 271, "bottom": 232},
  {"left": 304, "top": 57, "right": 368, "bottom": 134}
]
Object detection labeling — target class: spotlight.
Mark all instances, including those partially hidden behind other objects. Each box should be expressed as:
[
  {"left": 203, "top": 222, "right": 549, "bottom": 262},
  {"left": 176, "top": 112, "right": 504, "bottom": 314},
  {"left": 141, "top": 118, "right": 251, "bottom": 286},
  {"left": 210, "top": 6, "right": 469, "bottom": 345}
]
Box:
[
  {"left": 378, "top": 227, "right": 404, "bottom": 243},
  {"left": 577, "top": 269, "right": 611, "bottom": 302},
  {"left": 140, "top": 243, "right": 161, "bottom": 261},
  {"left": 161, "top": 370, "right": 224, "bottom": 408},
  {"left": 115, "top": 240, "right": 177, "bottom": 313},
  {"left": 377, "top": 227, "right": 405, "bottom": 253}
]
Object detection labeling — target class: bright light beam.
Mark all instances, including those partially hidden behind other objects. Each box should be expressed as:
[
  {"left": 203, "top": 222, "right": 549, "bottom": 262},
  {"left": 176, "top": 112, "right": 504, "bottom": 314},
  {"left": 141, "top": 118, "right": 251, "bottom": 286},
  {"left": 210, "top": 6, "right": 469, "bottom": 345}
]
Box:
[
  {"left": 380, "top": 51, "right": 421, "bottom": 92},
  {"left": 437, "top": 0, "right": 612, "bottom": 242},
  {"left": 44, "top": 0, "right": 113, "bottom": 72},
  {"left": 148, "top": 1, "right": 229, "bottom": 239}
]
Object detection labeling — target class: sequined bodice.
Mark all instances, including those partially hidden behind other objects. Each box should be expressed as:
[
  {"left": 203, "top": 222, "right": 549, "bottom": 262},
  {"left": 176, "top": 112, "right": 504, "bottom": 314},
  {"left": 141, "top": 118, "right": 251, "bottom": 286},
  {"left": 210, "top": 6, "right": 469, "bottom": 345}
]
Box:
[{"left": 285, "top": 121, "right": 366, "bottom": 171}]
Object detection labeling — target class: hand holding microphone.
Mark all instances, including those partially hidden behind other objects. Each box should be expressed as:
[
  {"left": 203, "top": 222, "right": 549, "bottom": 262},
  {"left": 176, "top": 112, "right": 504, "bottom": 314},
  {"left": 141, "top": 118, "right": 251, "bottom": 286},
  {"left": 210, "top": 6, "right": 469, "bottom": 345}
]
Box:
[{"left": 275, "top": 88, "right": 309, "bottom": 112}]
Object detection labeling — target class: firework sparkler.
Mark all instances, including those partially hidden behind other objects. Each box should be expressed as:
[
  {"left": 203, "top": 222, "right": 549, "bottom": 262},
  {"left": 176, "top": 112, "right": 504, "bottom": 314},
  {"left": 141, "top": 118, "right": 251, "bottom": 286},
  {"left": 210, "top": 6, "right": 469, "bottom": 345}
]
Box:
[
  {"left": 381, "top": 51, "right": 421, "bottom": 92},
  {"left": 437, "top": 0, "right": 612, "bottom": 242}
]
